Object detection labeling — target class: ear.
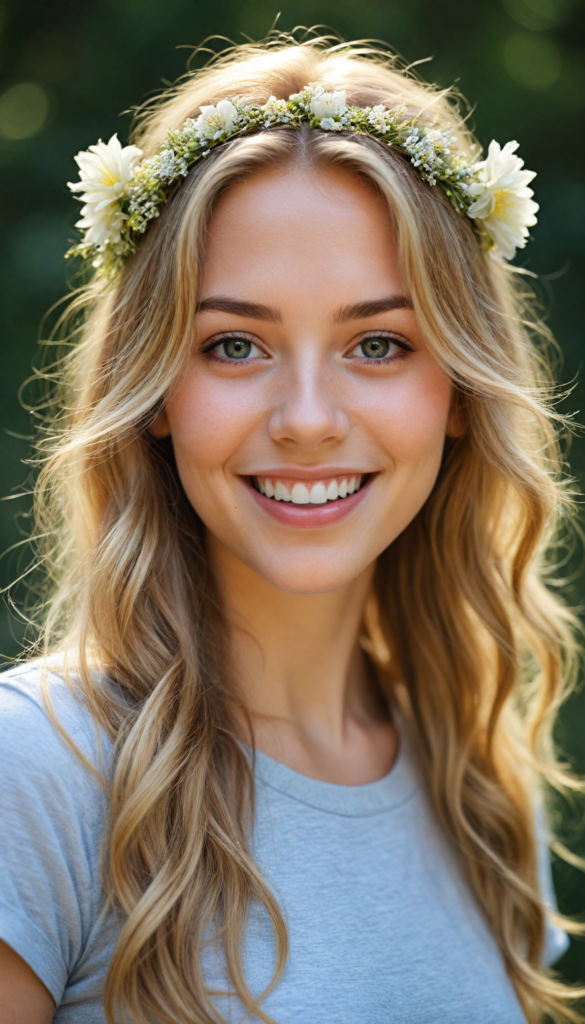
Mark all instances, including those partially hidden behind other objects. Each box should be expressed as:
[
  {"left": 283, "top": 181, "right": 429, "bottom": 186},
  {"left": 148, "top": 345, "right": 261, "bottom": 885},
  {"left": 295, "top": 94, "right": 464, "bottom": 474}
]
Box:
[
  {"left": 148, "top": 407, "right": 171, "bottom": 439},
  {"left": 446, "top": 390, "right": 467, "bottom": 439}
]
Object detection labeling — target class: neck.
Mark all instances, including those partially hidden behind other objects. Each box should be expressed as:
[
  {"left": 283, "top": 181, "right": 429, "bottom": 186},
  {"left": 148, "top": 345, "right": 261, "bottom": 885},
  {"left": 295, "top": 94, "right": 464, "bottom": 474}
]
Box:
[{"left": 207, "top": 535, "right": 397, "bottom": 784}]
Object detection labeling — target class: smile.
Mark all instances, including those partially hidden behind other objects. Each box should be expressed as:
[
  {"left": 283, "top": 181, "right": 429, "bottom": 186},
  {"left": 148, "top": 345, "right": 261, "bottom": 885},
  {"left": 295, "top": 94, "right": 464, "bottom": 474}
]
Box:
[
  {"left": 245, "top": 472, "right": 375, "bottom": 528},
  {"left": 253, "top": 475, "right": 366, "bottom": 505}
]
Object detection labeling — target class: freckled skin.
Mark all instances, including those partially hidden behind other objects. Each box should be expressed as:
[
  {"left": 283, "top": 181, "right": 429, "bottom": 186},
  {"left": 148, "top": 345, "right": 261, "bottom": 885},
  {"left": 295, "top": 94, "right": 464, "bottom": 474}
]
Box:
[{"left": 157, "top": 165, "right": 460, "bottom": 594}]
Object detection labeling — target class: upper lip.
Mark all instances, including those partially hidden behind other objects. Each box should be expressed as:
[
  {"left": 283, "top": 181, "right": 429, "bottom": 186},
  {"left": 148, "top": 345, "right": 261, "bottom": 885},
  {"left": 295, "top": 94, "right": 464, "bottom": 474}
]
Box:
[{"left": 242, "top": 467, "right": 377, "bottom": 481}]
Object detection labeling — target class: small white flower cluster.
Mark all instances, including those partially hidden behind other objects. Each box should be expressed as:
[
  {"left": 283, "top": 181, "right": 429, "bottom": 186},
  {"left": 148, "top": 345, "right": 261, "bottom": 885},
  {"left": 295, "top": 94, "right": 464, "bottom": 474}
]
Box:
[
  {"left": 402, "top": 127, "right": 458, "bottom": 186},
  {"left": 367, "top": 104, "right": 407, "bottom": 135},
  {"left": 66, "top": 83, "right": 539, "bottom": 275},
  {"left": 157, "top": 149, "right": 189, "bottom": 184},
  {"left": 262, "top": 96, "right": 290, "bottom": 127}
]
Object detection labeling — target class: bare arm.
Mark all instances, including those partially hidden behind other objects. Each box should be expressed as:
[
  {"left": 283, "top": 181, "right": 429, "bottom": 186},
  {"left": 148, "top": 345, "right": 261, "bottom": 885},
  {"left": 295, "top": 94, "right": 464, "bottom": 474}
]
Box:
[{"left": 0, "top": 940, "right": 55, "bottom": 1024}]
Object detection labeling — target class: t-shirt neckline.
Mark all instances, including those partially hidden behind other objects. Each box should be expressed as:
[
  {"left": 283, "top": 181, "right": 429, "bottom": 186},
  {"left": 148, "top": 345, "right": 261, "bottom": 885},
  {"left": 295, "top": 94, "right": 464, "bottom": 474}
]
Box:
[{"left": 251, "top": 731, "right": 420, "bottom": 817}]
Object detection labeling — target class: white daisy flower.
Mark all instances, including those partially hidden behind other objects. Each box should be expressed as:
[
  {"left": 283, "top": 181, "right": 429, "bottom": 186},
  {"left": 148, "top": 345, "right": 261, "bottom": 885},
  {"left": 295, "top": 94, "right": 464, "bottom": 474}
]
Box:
[
  {"left": 67, "top": 134, "right": 142, "bottom": 248},
  {"left": 194, "top": 100, "right": 238, "bottom": 142},
  {"left": 466, "top": 140, "right": 539, "bottom": 260},
  {"left": 310, "top": 87, "right": 347, "bottom": 124}
]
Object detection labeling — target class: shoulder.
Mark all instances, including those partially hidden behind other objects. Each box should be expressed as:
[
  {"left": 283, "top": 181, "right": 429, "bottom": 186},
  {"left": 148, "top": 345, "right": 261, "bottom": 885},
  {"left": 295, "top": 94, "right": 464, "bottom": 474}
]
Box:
[
  {"left": 0, "top": 659, "right": 114, "bottom": 796},
  {"left": 0, "top": 661, "right": 114, "bottom": 1003}
]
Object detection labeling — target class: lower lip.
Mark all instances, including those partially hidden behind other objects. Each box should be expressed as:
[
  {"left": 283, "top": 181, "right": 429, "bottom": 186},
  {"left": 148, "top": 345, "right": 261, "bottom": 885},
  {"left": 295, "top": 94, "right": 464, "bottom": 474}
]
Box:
[{"left": 244, "top": 475, "right": 375, "bottom": 528}]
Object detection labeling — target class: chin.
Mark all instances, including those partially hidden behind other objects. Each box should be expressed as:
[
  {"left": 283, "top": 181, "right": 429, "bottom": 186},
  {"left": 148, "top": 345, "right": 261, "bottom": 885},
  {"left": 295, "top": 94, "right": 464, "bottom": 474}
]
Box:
[{"left": 247, "top": 550, "right": 369, "bottom": 595}]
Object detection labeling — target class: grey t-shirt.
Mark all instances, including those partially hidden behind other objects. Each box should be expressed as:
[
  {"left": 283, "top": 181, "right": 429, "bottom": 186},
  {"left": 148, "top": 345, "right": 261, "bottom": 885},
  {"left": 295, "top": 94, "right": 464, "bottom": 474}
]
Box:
[{"left": 0, "top": 664, "right": 568, "bottom": 1023}]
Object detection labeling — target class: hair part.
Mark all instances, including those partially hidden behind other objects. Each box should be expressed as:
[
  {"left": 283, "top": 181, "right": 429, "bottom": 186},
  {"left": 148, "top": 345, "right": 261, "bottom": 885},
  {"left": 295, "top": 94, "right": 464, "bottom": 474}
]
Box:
[{"left": 30, "top": 31, "right": 584, "bottom": 1024}]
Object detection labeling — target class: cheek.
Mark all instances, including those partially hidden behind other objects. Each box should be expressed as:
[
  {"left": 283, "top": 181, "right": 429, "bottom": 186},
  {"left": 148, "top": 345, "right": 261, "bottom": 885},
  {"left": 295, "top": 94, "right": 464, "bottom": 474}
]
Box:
[
  {"left": 165, "top": 369, "right": 258, "bottom": 477},
  {"left": 362, "top": 364, "right": 453, "bottom": 467}
]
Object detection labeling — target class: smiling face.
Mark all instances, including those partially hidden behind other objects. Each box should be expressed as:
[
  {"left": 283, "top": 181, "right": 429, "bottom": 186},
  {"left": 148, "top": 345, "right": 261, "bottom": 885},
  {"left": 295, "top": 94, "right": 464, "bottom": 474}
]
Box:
[{"left": 155, "top": 163, "right": 460, "bottom": 593}]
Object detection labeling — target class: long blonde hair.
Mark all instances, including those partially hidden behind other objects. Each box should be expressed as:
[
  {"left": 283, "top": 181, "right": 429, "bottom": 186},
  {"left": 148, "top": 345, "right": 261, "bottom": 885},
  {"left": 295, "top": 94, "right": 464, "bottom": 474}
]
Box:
[{"left": 30, "top": 31, "right": 584, "bottom": 1024}]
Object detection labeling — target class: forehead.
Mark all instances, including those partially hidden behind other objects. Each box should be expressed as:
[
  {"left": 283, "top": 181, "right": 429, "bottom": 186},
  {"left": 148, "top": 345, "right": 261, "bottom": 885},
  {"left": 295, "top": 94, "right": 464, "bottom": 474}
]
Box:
[{"left": 201, "top": 164, "right": 403, "bottom": 304}]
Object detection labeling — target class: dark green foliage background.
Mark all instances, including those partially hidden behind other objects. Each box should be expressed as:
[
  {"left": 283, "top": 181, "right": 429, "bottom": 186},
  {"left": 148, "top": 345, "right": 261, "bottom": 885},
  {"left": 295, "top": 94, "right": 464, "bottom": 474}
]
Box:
[{"left": 1, "top": 0, "right": 584, "bottom": 994}]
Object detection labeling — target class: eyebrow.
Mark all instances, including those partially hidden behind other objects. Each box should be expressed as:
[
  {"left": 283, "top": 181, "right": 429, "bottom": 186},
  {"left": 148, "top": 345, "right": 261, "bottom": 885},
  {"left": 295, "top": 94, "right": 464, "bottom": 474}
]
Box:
[
  {"left": 196, "top": 297, "right": 282, "bottom": 321},
  {"left": 333, "top": 296, "right": 413, "bottom": 322},
  {"left": 196, "top": 294, "right": 413, "bottom": 323}
]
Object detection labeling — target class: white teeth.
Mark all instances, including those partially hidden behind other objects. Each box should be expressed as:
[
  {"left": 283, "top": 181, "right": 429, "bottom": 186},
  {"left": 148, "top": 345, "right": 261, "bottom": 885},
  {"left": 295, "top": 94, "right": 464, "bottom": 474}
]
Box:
[
  {"left": 257, "top": 475, "right": 365, "bottom": 503},
  {"left": 291, "top": 482, "right": 310, "bottom": 504},
  {"left": 309, "top": 482, "right": 328, "bottom": 504}
]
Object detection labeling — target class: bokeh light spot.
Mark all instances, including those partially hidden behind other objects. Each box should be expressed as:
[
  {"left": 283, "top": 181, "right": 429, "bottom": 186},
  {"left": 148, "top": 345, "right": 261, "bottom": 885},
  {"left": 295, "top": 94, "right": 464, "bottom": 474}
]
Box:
[
  {"left": 504, "top": 32, "right": 561, "bottom": 88},
  {"left": 0, "top": 83, "right": 50, "bottom": 140},
  {"left": 502, "top": 0, "right": 571, "bottom": 31}
]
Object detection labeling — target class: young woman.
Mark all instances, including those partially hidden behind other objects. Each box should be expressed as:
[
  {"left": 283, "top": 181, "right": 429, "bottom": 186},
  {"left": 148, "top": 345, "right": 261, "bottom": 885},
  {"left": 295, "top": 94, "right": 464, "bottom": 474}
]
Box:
[{"left": 0, "top": 32, "right": 582, "bottom": 1024}]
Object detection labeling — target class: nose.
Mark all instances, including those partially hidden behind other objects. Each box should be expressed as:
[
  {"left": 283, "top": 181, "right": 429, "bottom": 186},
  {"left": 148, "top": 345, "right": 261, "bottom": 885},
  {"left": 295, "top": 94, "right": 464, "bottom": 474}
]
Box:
[{"left": 268, "top": 353, "right": 350, "bottom": 450}]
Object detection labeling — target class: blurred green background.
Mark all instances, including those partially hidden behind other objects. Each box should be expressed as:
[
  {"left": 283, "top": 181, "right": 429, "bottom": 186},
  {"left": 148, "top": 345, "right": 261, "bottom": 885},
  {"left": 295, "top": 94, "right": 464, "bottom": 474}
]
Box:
[{"left": 1, "top": 0, "right": 584, "bottom": 995}]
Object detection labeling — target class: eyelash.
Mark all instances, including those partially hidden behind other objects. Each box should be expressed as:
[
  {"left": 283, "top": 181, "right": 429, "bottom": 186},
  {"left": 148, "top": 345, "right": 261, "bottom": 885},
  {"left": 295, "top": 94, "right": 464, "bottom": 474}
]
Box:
[{"left": 200, "top": 331, "right": 415, "bottom": 364}]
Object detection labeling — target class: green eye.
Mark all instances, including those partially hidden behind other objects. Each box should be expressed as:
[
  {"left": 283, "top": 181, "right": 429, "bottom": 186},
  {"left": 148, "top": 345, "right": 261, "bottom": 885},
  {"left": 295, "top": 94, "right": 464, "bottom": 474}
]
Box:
[
  {"left": 360, "top": 337, "right": 391, "bottom": 359},
  {"left": 222, "top": 338, "right": 252, "bottom": 359}
]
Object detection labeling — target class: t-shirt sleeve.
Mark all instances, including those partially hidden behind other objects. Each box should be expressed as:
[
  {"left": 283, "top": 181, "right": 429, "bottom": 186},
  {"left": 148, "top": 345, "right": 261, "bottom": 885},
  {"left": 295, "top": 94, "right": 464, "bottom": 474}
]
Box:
[
  {"left": 536, "top": 798, "right": 570, "bottom": 967},
  {"left": 0, "top": 665, "right": 110, "bottom": 1004}
]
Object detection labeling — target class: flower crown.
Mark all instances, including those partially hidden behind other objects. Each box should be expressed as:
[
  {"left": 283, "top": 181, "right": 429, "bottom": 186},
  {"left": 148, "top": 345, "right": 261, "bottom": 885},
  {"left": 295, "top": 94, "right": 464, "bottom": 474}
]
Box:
[{"left": 67, "top": 83, "right": 538, "bottom": 278}]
